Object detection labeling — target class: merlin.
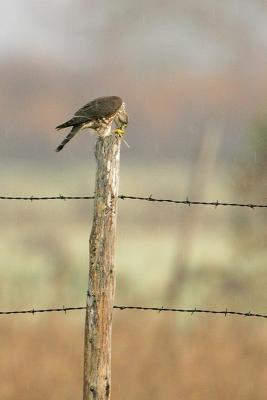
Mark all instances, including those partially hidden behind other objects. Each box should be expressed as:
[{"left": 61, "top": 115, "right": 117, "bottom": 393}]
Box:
[{"left": 55, "top": 96, "right": 128, "bottom": 152}]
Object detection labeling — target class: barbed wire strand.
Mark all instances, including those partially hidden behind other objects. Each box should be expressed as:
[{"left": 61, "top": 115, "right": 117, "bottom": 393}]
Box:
[
  {"left": 0, "top": 194, "right": 266, "bottom": 209},
  {"left": 0, "top": 305, "right": 266, "bottom": 319}
]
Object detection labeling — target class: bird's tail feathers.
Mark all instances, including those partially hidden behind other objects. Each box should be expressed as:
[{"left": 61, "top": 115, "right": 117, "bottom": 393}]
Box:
[{"left": 55, "top": 125, "right": 81, "bottom": 152}]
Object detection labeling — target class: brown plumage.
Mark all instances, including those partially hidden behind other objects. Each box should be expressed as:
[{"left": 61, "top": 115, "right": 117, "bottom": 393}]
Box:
[{"left": 55, "top": 96, "right": 128, "bottom": 152}]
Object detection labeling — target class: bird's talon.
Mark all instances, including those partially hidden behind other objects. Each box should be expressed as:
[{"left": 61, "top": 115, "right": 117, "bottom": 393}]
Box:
[{"left": 113, "top": 128, "right": 125, "bottom": 137}]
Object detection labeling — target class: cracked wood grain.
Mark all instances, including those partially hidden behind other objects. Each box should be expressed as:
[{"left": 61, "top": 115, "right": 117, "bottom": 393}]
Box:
[{"left": 83, "top": 135, "right": 121, "bottom": 400}]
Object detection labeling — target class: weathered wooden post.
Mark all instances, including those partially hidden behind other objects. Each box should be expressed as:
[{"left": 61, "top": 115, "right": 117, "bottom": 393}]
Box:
[{"left": 83, "top": 135, "right": 121, "bottom": 400}]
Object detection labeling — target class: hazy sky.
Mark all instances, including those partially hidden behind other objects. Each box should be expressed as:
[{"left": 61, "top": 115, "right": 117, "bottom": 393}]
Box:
[
  {"left": 0, "top": 1, "right": 106, "bottom": 64},
  {"left": 1, "top": 0, "right": 267, "bottom": 72}
]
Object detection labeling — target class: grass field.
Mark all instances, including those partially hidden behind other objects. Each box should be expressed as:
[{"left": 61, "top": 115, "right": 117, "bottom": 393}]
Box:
[{"left": 0, "top": 161, "right": 266, "bottom": 399}]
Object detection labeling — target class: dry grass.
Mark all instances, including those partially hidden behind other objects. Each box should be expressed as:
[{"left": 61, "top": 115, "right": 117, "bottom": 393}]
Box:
[
  {"left": 1, "top": 313, "right": 266, "bottom": 399},
  {"left": 1, "top": 165, "right": 266, "bottom": 399}
]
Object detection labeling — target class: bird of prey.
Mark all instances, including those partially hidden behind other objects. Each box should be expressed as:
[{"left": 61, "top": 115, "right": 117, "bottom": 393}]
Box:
[{"left": 55, "top": 96, "right": 128, "bottom": 152}]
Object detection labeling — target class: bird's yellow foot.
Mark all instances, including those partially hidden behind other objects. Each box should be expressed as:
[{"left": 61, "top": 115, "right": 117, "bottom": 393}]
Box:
[{"left": 113, "top": 128, "right": 125, "bottom": 137}]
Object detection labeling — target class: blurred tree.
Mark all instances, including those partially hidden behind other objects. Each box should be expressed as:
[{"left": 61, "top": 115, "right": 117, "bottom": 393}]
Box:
[{"left": 236, "top": 117, "right": 267, "bottom": 197}]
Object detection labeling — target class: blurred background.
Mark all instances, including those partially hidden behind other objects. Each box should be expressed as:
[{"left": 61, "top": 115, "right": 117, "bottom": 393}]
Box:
[{"left": 1, "top": 1, "right": 267, "bottom": 399}]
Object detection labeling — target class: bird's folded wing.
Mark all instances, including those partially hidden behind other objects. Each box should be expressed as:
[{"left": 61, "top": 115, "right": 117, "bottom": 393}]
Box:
[{"left": 56, "top": 116, "right": 89, "bottom": 130}]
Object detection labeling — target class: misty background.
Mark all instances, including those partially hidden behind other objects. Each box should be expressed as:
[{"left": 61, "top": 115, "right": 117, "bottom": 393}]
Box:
[{"left": 0, "top": 1, "right": 267, "bottom": 399}]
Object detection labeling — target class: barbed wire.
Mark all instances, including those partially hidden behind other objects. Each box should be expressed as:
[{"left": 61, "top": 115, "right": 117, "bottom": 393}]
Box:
[
  {"left": 0, "top": 195, "right": 94, "bottom": 201},
  {"left": 0, "top": 194, "right": 266, "bottom": 209},
  {"left": 0, "top": 305, "right": 266, "bottom": 319}
]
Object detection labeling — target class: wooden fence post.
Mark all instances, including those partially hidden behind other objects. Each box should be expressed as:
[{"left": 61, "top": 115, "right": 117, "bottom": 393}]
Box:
[{"left": 83, "top": 135, "right": 121, "bottom": 400}]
